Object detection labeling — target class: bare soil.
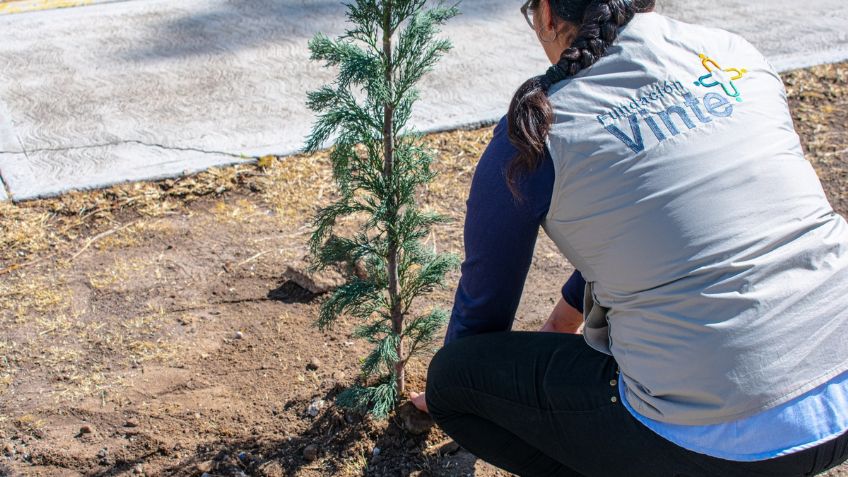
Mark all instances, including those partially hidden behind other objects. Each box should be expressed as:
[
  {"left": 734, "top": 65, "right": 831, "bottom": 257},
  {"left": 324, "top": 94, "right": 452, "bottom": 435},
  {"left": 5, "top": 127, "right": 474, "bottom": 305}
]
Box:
[{"left": 1, "top": 62, "right": 847, "bottom": 477}]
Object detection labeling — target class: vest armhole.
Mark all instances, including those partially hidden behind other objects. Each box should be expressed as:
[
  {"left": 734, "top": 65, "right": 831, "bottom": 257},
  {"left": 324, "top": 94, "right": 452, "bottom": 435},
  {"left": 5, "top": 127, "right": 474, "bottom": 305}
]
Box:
[{"left": 542, "top": 141, "right": 561, "bottom": 225}]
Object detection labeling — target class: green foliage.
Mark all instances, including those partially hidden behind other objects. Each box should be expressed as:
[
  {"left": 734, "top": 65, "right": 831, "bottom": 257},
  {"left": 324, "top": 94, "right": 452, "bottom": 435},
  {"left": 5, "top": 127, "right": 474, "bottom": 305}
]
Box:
[
  {"left": 336, "top": 373, "right": 399, "bottom": 419},
  {"left": 304, "top": 0, "right": 461, "bottom": 419}
]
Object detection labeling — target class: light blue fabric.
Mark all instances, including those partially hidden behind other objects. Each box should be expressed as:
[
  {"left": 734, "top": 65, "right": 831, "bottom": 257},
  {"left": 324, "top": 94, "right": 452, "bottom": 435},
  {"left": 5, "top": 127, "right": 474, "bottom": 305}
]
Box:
[{"left": 620, "top": 368, "right": 848, "bottom": 461}]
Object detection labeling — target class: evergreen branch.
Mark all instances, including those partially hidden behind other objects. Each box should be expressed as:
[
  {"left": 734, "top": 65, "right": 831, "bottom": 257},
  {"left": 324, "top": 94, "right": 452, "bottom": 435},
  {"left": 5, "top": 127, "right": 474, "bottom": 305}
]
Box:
[
  {"left": 361, "top": 333, "right": 400, "bottom": 376},
  {"left": 308, "top": 198, "right": 376, "bottom": 261},
  {"left": 353, "top": 319, "right": 393, "bottom": 344},
  {"left": 308, "top": 33, "right": 384, "bottom": 92},
  {"left": 394, "top": 4, "right": 459, "bottom": 101},
  {"left": 317, "top": 276, "right": 384, "bottom": 330},
  {"left": 396, "top": 207, "right": 450, "bottom": 247},
  {"left": 342, "top": 0, "right": 380, "bottom": 49},
  {"left": 362, "top": 252, "right": 389, "bottom": 286},
  {"left": 335, "top": 384, "right": 371, "bottom": 414},
  {"left": 316, "top": 234, "right": 379, "bottom": 268},
  {"left": 402, "top": 308, "right": 449, "bottom": 358},
  {"left": 367, "top": 376, "right": 398, "bottom": 418},
  {"left": 304, "top": 85, "right": 380, "bottom": 153},
  {"left": 335, "top": 373, "right": 399, "bottom": 418},
  {"left": 400, "top": 249, "right": 460, "bottom": 312}
]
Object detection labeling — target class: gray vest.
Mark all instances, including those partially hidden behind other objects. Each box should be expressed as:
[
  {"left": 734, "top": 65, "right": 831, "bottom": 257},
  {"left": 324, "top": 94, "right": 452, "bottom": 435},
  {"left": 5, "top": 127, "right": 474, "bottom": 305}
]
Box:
[{"left": 542, "top": 12, "right": 848, "bottom": 425}]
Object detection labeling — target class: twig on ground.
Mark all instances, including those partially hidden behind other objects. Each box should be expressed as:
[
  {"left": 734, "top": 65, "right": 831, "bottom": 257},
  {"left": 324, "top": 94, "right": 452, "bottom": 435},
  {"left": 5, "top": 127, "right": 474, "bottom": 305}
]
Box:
[
  {"left": 425, "top": 438, "right": 455, "bottom": 452},
  {"left": 236, "top": 250, "right": 273, "bottom": 267},
  {"left": 70, "top": 221, "right": 138, "bottom": 261}
]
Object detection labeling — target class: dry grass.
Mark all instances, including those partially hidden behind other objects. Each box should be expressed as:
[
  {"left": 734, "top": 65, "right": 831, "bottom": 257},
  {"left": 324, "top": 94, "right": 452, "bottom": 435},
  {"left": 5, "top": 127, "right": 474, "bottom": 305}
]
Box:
[
  {"left": 0, "top": 263, "right": 183, "bottom": 401},
  {"left": 0, "top": 125, "right": 491, "bottom": 277},
  {"left": 783, "top": 62, "right": 848, "bottom": 213},
  {"left": 86, "top": 256, "right": 148, "bottom": 289}
]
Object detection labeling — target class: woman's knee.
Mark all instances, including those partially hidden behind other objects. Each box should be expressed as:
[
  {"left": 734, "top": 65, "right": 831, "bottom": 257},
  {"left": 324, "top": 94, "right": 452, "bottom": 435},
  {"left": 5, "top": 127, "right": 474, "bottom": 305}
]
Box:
[{"left": 425, "top": 338, "right": 472, "bottom": 417}]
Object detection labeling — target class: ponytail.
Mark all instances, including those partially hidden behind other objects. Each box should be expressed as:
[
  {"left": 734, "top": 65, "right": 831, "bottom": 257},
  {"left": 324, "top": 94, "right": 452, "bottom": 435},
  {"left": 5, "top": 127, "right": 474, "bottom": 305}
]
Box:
[{"left": 505, "top": 0, "right": 654, "bottom": 199}]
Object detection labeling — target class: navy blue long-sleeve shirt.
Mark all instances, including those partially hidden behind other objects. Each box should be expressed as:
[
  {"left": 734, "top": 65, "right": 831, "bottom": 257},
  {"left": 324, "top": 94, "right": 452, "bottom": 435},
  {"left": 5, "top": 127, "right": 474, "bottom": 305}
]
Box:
[{"left": 443, "top": 115, "right": 585, "bottom": 346}]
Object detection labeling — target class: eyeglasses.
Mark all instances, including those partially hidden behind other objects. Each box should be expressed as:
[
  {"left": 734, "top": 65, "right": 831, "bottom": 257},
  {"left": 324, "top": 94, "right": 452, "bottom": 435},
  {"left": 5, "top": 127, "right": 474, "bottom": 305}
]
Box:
[{"left": 520, "top": 0, "right": 535, "bottom": 30}]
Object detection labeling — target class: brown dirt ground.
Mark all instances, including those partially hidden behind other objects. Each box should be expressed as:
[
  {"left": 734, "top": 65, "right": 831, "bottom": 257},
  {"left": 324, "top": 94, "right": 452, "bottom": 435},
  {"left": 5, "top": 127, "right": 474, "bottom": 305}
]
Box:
[{"left": 1, "top": 62, "right": 847, "bottom": 477}]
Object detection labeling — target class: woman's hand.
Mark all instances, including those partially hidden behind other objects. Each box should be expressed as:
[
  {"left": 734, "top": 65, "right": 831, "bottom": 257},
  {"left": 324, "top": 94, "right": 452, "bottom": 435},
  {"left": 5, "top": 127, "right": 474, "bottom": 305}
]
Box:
[
  {"left": 410, "top": 390, "right": 428, "bottom": 413},
  {"left": 540, "top": 297, "right": 584, "bottom": 334}
]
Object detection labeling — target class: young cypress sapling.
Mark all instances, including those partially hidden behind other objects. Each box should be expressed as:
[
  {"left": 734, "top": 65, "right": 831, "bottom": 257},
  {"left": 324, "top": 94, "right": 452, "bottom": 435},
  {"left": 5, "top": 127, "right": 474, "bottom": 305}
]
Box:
[{"left": 303, "top": 0, "right": 461, "bottom": 419}]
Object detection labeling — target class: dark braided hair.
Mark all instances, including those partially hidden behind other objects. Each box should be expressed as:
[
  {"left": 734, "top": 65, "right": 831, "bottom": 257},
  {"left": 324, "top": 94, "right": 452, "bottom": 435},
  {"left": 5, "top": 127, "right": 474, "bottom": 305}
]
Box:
[{"left": 505, "top": 0, "right": 655, "bottom": 199}]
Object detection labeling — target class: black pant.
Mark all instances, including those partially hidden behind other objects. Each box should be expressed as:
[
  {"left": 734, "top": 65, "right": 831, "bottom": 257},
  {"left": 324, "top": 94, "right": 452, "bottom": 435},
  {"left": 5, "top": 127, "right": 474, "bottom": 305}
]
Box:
[{"left": 425, "top": 331, "right": 848, "bottom": 477}]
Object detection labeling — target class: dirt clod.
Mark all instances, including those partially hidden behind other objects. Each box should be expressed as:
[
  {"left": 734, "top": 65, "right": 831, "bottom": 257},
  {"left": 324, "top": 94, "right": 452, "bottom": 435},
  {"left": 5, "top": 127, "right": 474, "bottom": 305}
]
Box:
[
  {"left": 398, "top": 400, "right": 435, "bottom": 435},
  {"left": 196, "top": 460, "right": 215, "bottom": 472},
  {"left": 282, "top": 257, "right": 345, "bottom": 294},
  {"left": 79, "top": 425, "right": 94, "bottom": 435},
  {"left": 306, "top": 357, "right": 321, "bottom": 370},
  {"left": 302, "top": 444, "right": 319, "bottom": 462}
]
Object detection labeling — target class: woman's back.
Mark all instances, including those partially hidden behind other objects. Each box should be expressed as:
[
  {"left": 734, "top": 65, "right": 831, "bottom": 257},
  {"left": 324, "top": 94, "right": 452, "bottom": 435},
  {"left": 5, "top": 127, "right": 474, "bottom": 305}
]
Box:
[{"left": 541, "top": 12, "right": 848, "bottom": 425}]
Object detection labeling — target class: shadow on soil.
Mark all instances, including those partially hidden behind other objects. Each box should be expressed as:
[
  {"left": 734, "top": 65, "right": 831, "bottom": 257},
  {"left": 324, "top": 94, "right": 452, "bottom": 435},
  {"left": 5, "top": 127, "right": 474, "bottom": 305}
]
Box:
[{"left": 86, "top": 381, "right": 475, "bottom": 476}]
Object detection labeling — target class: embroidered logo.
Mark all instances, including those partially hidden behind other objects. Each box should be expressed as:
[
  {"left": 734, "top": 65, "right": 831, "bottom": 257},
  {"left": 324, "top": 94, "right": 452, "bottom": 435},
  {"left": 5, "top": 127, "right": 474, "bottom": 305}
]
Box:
[{"left": 693, "top": 53, "right": 748, "bottom": 102}]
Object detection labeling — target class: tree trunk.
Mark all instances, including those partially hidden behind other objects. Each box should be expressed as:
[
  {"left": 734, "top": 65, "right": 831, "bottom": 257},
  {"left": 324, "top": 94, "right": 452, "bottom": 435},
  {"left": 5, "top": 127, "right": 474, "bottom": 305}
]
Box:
[{"left": 382, "top": 0, "right": 405, "bottom": 397}]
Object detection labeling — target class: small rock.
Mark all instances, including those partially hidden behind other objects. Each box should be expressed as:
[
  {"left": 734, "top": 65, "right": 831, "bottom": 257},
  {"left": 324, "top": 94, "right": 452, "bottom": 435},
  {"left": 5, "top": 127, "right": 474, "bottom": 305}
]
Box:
[
  {"left": 235, "top": 331, "right": 244, "bottom": 340},
  {"left": 303, "top": 444, "right": 319, "bottom": 462},
  {"left": 3, "top": 442, "right": 15, "bottom": 455},
  {"left": 97, "top": 448, "right": 108, "bottom": 459},
  {"left": 258, "top": 460, "right": 284, "bottom": 477},
  {"left": 177, "top": 315, "right": 194, "bottom": 326},
  {"left": 331, "top": 370, "right": 346, "bottom": 381},
  {"left": 372, "top": 446, "right": 381, "bottom": 456},
  {"left": 306, "top": 399, "right": 325, "bottom": 417},
  {"left": 79, "top": 424, "right": 95, "bottom": 435},
  {"left": 306, "top": 357, "right": 321, "bottom": 371},
  {"left": 196, "top": 460, "right": 215, "bottom": 473},
  {"left": 133, "top": 463, "right": 144, "bottom": 474},
  {"left": 124, "top": 419, "right": 139, "bottom": 428}
]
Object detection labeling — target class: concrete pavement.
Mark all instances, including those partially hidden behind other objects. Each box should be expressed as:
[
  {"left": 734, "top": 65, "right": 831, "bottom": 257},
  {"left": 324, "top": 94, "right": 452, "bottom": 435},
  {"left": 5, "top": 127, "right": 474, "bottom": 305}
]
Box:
[{"left": 0, "top": 0, "right": 847, "bottom": 201}]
